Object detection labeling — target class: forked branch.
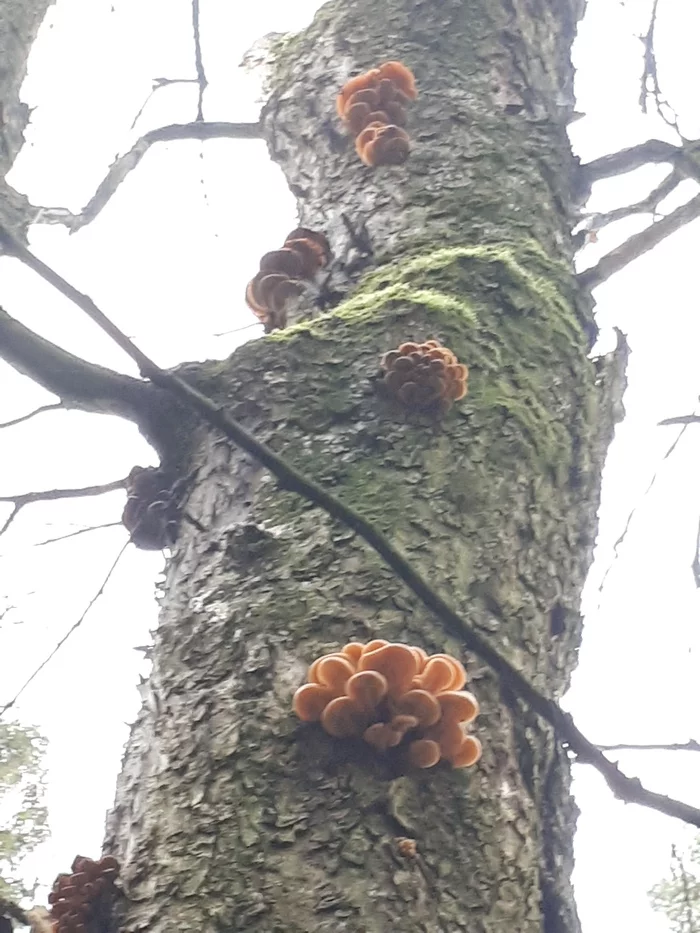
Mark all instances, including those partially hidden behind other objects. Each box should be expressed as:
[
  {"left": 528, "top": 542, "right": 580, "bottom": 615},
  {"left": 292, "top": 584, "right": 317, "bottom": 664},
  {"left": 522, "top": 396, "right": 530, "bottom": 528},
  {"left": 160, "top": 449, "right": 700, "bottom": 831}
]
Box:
[
  {"left": 0, "top": 478, "right": 127, "bottom": 537},
  {"left": 578, "top": 192, "right": 700, "bottom": 290},
  {"left": 30, "top": 121, "right": 261, "bottom": 232}
]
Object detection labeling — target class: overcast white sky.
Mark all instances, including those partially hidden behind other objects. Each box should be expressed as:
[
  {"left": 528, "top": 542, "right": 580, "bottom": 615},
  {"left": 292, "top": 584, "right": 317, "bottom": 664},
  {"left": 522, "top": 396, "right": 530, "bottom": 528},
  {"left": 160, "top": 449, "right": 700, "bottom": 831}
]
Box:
[{"left": 0, "top": 1, "right": 699, "bottom": 930}]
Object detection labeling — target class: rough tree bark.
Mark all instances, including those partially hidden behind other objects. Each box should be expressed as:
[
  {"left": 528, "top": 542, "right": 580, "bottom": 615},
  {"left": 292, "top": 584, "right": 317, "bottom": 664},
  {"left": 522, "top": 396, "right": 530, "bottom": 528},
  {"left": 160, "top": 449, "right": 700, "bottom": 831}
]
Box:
[
  {"left": 101, "top": 1, "right": 622, "bottom": 932},
  {"left": 3, "top": 0, "right": 626, "bottom": 931},
  {"left": 0, "top": 0, "right": 55, "bottom": 236}
]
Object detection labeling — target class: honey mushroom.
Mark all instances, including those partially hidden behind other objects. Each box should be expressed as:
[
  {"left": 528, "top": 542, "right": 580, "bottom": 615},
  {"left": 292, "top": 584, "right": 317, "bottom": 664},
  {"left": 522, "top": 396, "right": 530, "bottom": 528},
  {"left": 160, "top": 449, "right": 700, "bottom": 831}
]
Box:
[
  {"left": 292, "top": 640, "right": 482, "bottom": 770},
  {"left": 337, "top": 61, "right": 417, "bottom": 167},
  {"left": 380, "top": 340, "right": 469, "bottom": 413}
]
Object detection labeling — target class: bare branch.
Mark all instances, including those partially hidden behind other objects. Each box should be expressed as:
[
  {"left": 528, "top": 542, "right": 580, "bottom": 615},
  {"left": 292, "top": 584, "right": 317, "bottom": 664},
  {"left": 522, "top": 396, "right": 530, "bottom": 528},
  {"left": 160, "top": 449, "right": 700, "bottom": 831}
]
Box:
[
  {"left": 597, "top": 416, "right": 693, "bottom": 595},
  {"left": 580, "top": 139, "right": 700, "bottom": 187},
  {"left": 192, "top": 0, "right": 208, "bottom": 121},
  {"left": 0, "top": 306, "right": 171, "bottom": 443},
  {"left": 578, "top": 192, "right": 700, "bottom": 291},
  {"left": 34, "top": 520, "right": 123, "bottom": 547},
  {"left": 580, "top": 166, "right": 681, "bottom": 236},
  {"left": 638, "top": 0, "right": 683, "bottom": 136},
  {"left": 693, "top": 516, "right": 700, "bottom": 589},
  {"left": 0, "top": 401, "right": 63, "bottom": 428},
  {"left": 130, "top": 78, "right": 199, "bottom": 131},
  {"left": 0, "top": 478, "right": 127, "bottom": 538},
  {"left": 597, "top": 740, "right": 700, "bottom": 753},
  {"left": 30, "top": 121, "right": 261, "bottom": 232},
  {"left": 0, "top": 539, "right": 130, "bottom": 719},
  {"left": 4, "top": 228, "right": 700, "bottom": 828},
  {"left": 659, "top": 414, "right": 700, "bottom": 426}
]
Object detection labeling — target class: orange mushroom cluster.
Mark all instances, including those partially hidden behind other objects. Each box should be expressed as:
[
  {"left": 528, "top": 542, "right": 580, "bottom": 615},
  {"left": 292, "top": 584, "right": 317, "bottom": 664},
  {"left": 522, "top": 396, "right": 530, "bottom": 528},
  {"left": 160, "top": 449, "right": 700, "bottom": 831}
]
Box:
[
  {"left": 122, "top": 465, "right": 179, "bottom": 551},
  {"left": 48, "top": 855, "right": 119, "bottom": 933},
  {"left": 380, "top": 340, "right": 469, "bottom": 413},
  {"left": 336, "top": 61, "right": 417, "bottom": 167},
  {"left": 293, "top": 640, "right": 482, "bottom": 769},
  {"left": 245, "top": 228, "right": 331, "bottom": 333}
]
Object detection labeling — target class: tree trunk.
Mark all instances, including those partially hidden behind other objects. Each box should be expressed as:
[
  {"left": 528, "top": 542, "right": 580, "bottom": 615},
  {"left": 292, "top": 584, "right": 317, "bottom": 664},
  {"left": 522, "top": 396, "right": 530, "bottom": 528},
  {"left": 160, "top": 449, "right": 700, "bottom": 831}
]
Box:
[
  {"left": 0, "top": 0, "right": 54, "bottom": 235},
  {"left": 103, "top": 1, "right": 621, "bottom": 931}
]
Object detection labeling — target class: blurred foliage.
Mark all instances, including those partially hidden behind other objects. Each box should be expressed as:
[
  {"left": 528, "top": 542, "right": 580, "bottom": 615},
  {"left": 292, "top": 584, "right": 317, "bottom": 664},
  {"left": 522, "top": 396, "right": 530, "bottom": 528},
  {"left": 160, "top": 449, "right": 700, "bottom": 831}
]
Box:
[
  {"left": 649, "top": 838, "right": 700, "bottom": 933},
  {"left": 0, "top": 720, "right": 49, "bottom": 902}
]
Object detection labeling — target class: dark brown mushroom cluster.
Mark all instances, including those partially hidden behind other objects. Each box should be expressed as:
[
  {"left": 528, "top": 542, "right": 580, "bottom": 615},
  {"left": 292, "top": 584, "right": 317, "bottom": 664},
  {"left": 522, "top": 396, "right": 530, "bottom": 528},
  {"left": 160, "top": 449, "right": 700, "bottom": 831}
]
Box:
[
  {"left": 48, "top": 855, "right": 119, "bottom": 933},
  {"left": 380, "top": 340, "right": 469, "bottom": 413},
  {"left": 336, "top": 61, "right": 417, "bottom": 167},
  {"left": 122, "top": 465, "right": 179, "bottom": 550},
  {"left": 293, "top": 640, "right": 482, "bottom": 769},
  {"left": 245, "top": 228, "right": 331, "bottom": 333}
]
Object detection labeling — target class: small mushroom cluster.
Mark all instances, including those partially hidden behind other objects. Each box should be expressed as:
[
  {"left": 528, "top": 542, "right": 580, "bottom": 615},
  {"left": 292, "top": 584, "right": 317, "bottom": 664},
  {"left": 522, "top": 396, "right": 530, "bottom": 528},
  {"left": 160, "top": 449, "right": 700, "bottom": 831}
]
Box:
[
  {"left": 380, "top": 340, "right": 469, "bottom": 413},
  {"left": 48, "top": 855, "right": 119, "bottom": 933},
  {"left": 336, "top": 61, "right": 417, "bottom": 167},
  {"left": 293, "top": 640, "right": 482, "bottom": 769},
  {"left": 122, "top": 465, "right": 179, "bottom": 550},
  {"left": 245, "top": 228, "right": 331, "bottom": 333}
]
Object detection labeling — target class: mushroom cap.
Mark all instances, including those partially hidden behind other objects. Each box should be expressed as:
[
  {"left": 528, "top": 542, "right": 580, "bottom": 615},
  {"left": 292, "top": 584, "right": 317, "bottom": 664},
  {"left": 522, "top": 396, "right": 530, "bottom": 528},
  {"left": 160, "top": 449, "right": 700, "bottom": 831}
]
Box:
[
  {"left": 437, "top": 690, "right": 479, "bottom": 724},
  {"left": 344, "top": 101, "right": 372, "bottom": 135},
  {"left": 321, "top": 696, "right": 368, "bottom": 738},
  {"left": 358, "top": 643, "right": 418, "bottom": 697},
  {"left": 410, "top": 646, "right": 429, "bottom": 671},
  {"left": 415, "top": 656, "right": 455, "bottom": 693},
  {"left": 315, "top": 655, "right": 356, "bottom": 693},
  {"left": 373, "top": 132, "right": 410, "bottom": 167},
  {"left": 423, "top": 719, "right": 465, "bottom": 760},
  {"left": 407, "top": 738, "right": 441, "bottom": 769},
  {"left": 388, "top": 714, "right": 419, "bottom": 737},
  {"left": 307, "top": 652, "right": 348, "bottom": 684},
  {"left": 341, "top": 642, "right": 364, "bottom": 665},
  {"left": 362, "top": 638, "right": 390, "bottom": 653},
  {"left": 424, "top": 654, "right": 467, "bottom": 691},
  {"left": 284, "top": 227, "right": 331, "bottom": 260},
  {"left": 281, "top": 239, "right": 322, "bottom": 278},
  {"left": 293, "top": 682, "right": 335, "bottom": 722},
  {"left": 346, "top": 670, "right": 389, "bottom": 711},
  {"left": 377, "top": 61, "right": 417, "bottom": 99},
  {"left": 245, "top": 278, "right": 268, "bottom": 320},
  {"left": 259, "top": 247, "right": 305, "bottom": 278},
  {"left": 392, "top": 689, "right": 441, "bottom": 728},
  {"left": 451, "top": 735, "right": 482, "bottom": 768},
  {"left": 364, "top": 722, "right": 402, "bottom": 750},
  {"left": 348, "top": 87, "right": 380, "bottom": 110},
  {"left": 337, "top": 70, "right": 380, "bottom": 117}
]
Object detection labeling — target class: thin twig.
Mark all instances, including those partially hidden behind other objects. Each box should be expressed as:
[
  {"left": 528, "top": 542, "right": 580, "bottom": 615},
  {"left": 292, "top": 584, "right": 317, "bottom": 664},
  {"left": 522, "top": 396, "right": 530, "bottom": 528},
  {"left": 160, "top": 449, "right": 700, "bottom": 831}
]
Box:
[
  {"left": 580, "top": 167, "right": 681, "bottom": 235},
  {"left": 34, "top": 521, "right": 123, "bottom": 547},
  {"left": 192, "top": 0, "right": 208, "bottom": 121},
  {"left": 580, "top": 139, "right": 700, "bottom": 188},
  {"left": 578, "top": 192, "right": 700, "bottom": 291},
  {"left": 597, "top": 740, "right": 700, "bottom": 753},
  {"left": 597, "top": 416, "right": 693, "bottom": 595},
  {"left": 0, "top": 401, "right": 63, "bottom": 429},
  {"left": 30, "top": 121, "right": 261, "bottom": 233},
  {"left": 0, "top": 478, "right": 127, "bottom": 538},
  {"left": 3, "top": 228, "right": 700, "bottom": 827},
  {"left": 638, "top": 0, "right": 682, "bottom": 136},
  {"left": 692, "top": 516, "right": 700, "bottom": 588},
  {"left": 130, "top": 77, "right": 199, "bottom": 131},
  {"left": 0, "top": 539, "right": 130, "bottom": 718},
  {"left": 660, "top": 415, "right": 700, "bottom": 426}
]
